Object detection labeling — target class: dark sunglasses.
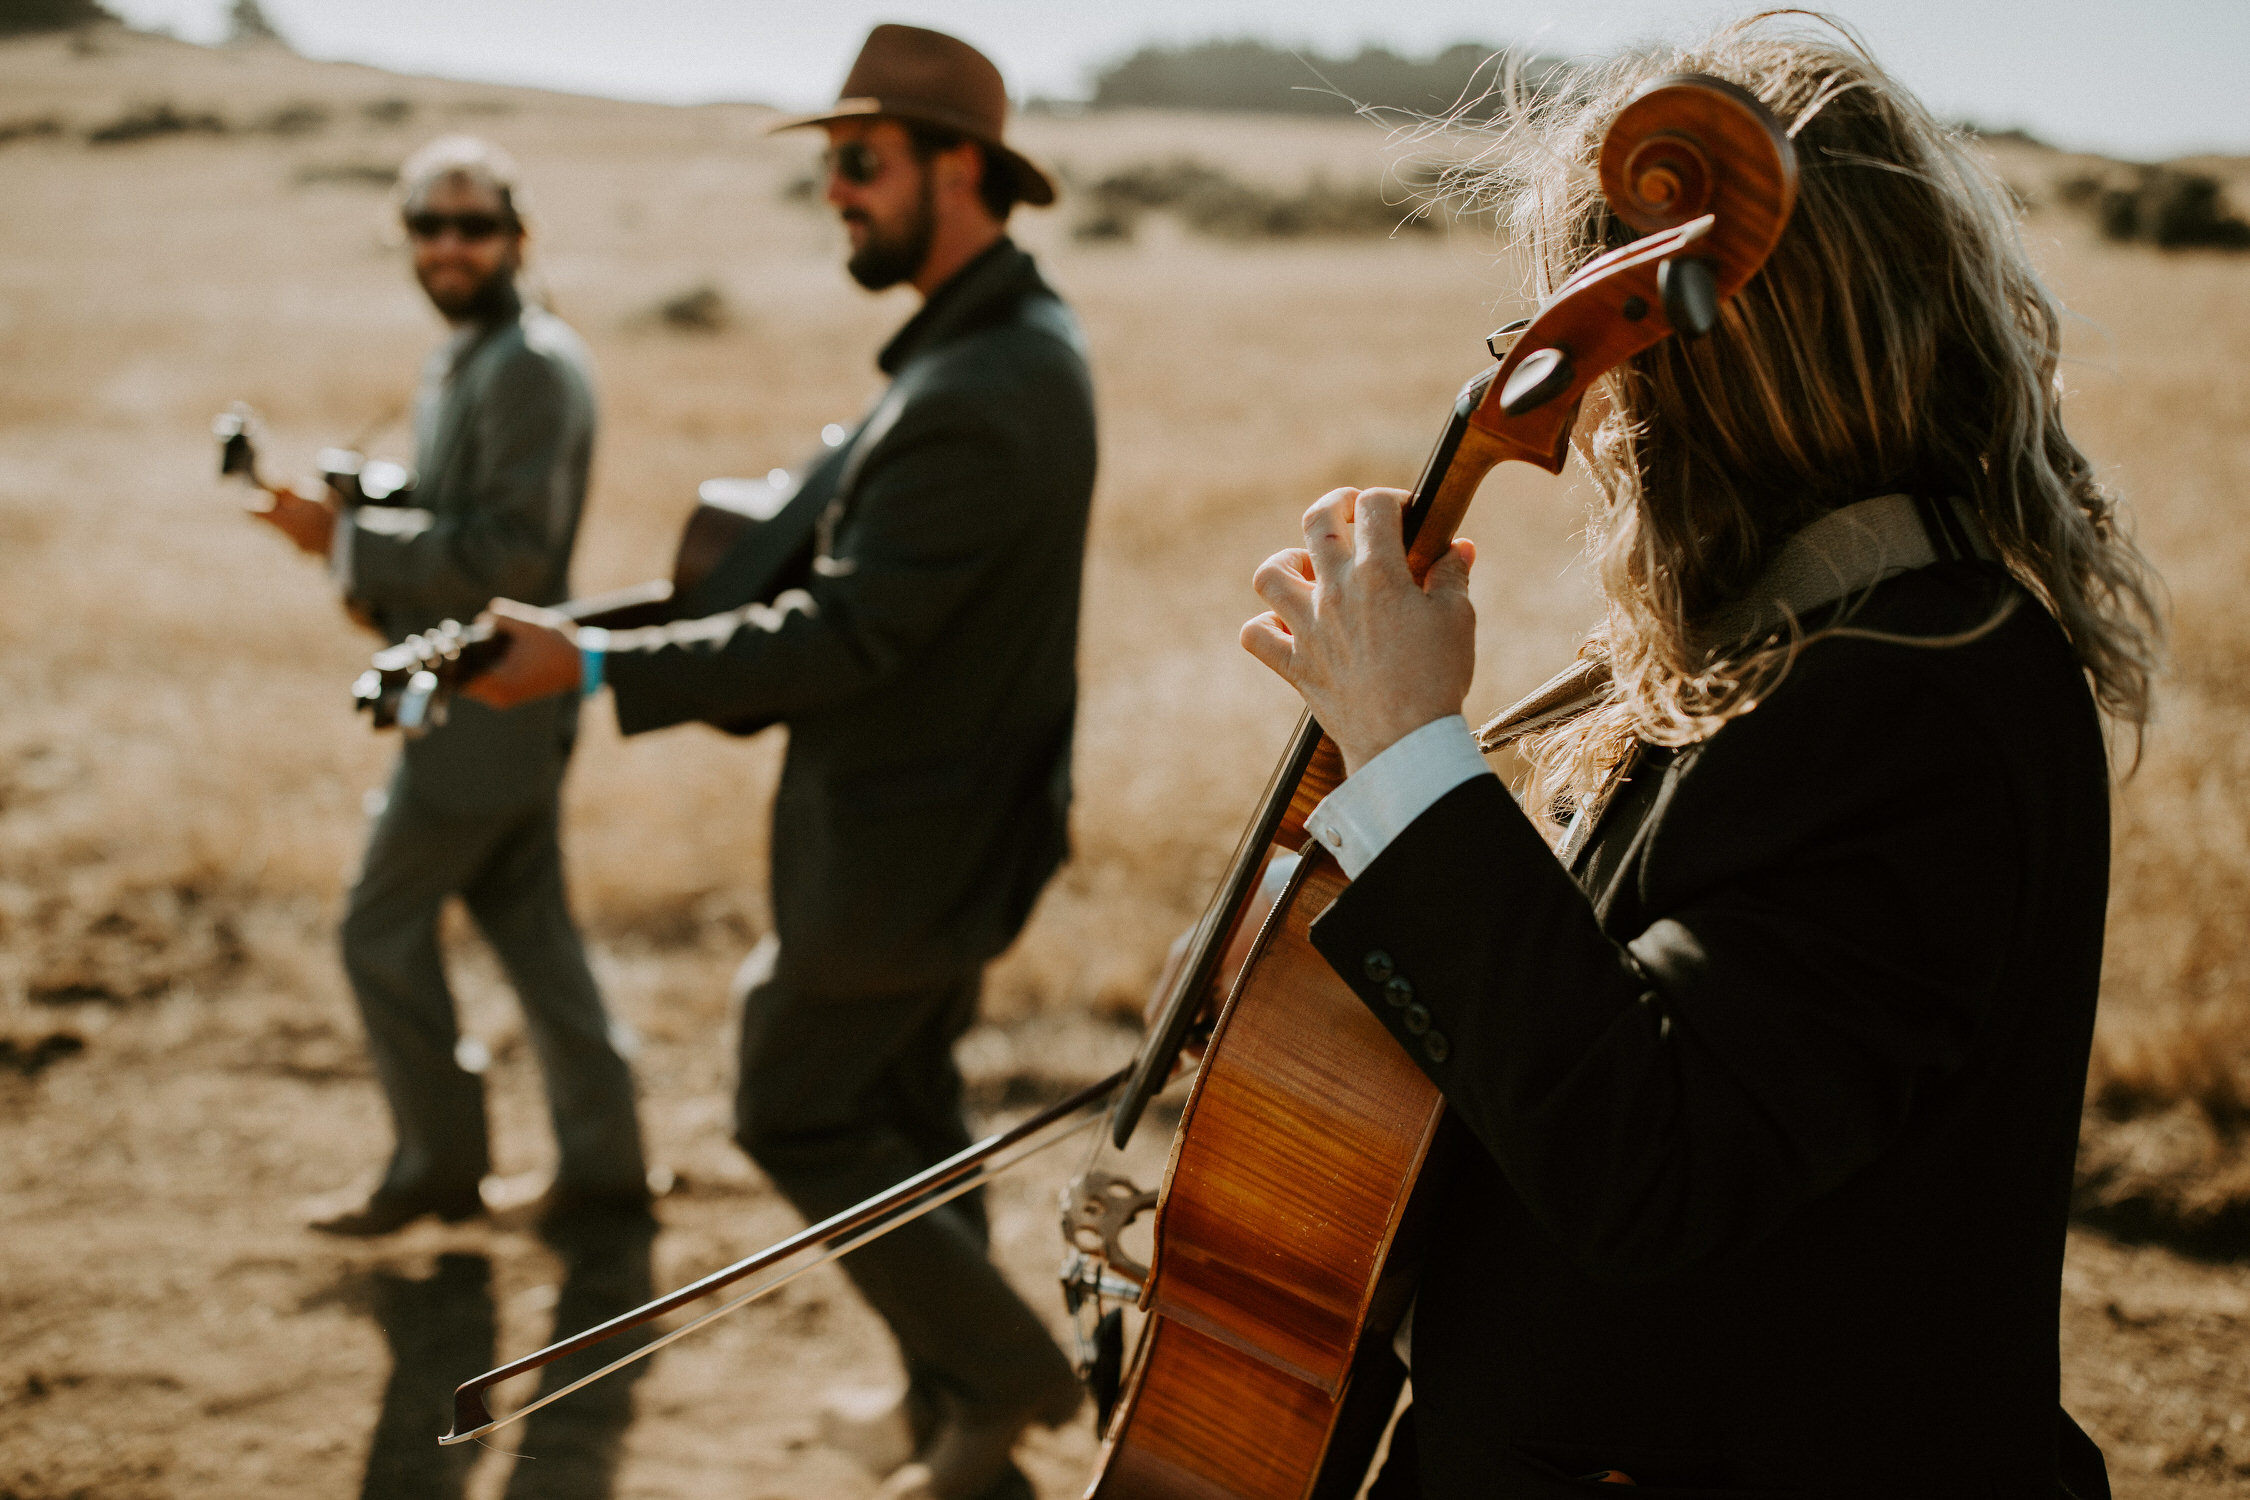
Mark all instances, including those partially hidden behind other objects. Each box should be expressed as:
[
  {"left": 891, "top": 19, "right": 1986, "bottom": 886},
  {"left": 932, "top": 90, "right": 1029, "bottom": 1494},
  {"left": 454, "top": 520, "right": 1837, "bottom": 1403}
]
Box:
[
  {"left": 822, "top": 141, "right": 887, "bottom": 186},
  {"left": 403, "top": 211, "right": 514, "bottom": 242}
]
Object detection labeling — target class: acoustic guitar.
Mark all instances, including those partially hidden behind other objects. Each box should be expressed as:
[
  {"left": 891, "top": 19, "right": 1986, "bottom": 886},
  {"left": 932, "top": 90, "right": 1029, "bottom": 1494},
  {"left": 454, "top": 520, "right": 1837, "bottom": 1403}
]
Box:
[{"left": 345, "top": 473, "right": 812, "bottom": 733}]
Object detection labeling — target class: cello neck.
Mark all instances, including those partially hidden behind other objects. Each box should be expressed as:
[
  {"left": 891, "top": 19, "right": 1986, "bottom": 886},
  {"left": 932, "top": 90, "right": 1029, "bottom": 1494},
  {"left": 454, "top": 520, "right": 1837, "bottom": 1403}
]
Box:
[{"left": 1401, "top": 364, "right": 1506, "bottom": 580}]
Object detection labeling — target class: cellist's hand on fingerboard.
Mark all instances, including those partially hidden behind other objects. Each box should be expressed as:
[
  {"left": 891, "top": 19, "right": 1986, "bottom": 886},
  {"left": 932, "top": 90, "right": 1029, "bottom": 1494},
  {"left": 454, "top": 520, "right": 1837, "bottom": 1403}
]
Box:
[{"left": 1242, "top": 486, "right": 1478, "bottom": 776}]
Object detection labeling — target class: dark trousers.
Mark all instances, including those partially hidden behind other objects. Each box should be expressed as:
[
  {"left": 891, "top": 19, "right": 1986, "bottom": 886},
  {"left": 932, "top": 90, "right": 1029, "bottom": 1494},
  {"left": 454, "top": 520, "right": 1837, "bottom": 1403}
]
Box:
[
  {"left": 341, "top": 766, "right": 645, "bottom": 1197},
  {"left": 731, "top": 941, "right": 1077, "bottom": 1418}
]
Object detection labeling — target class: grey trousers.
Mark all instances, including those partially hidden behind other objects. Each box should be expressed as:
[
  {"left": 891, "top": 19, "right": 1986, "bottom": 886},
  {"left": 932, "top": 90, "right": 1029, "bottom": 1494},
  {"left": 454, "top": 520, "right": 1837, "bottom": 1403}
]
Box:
[
  {"left": 341, "top": 767, "right": 645, "bottom": 1197},
  {"left": 732, "top": 943, "right": 1077, "bottom": 1419}
]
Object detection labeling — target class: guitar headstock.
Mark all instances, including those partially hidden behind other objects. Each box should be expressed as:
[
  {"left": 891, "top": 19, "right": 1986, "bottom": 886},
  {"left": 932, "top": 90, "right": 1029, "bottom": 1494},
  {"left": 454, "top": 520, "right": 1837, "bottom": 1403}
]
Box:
[
  {"left": 214, "top": 402, "right": 264, "bottom": 490},
  {"left": 352, "top": 619, "right": 503, "bottom": 735}
]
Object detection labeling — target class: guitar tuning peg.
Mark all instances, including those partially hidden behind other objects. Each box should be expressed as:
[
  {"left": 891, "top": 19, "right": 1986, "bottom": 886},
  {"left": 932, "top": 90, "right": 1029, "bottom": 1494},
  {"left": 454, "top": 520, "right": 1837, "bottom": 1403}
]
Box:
[
  {"left": 1658, "top": 255, "right": 1720, "bottom": 339},
  {"left": 1500, "top": 345, "right": 1577, "bottom": 417},
  {"left": 396, "top": 669, "right": 442, "bottom": 738},
  {"left": 351, "top": 669, "right": 393, "bottom": 728}
]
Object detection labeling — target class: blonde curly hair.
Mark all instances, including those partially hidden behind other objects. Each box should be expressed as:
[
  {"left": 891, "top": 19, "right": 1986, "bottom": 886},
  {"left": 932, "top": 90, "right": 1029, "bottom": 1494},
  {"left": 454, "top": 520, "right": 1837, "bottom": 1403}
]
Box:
[{"left": 1428, "top": 13, "right": 2162, "bottom": 817}]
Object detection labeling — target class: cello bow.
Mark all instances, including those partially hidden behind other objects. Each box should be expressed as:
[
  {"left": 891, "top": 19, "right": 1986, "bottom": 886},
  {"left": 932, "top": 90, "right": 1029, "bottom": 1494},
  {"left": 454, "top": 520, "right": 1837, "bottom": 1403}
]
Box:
[
  {"left": 1086, "top": 74, "right": 1798, "bottom": 1500},
  {"left": 438, "top": 1067, "right": 1128, "bottom": 1446}
]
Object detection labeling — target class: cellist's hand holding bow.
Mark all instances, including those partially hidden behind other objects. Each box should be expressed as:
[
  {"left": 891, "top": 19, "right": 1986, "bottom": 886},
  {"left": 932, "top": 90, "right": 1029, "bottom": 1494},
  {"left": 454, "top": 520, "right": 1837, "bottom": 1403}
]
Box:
[{"left": 1242, "top": 486, "right": 1477, "bottom": 775}]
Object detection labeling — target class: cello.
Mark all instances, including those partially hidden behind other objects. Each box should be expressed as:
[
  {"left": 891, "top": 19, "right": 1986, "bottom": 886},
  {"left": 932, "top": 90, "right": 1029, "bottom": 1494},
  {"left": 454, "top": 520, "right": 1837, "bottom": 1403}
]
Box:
[
  {"left": 428, "top": 71, "right": 1798, "bottom": 1497},
  {"left": 1070, "top": 73, "right": 1799, "bottom": 1497}
]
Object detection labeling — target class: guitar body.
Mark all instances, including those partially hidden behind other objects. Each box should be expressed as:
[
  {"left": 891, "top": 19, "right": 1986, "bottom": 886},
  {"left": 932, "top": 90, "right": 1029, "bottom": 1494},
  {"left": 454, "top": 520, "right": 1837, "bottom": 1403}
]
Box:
[
  {"left": 353, "top": 479, "right": 809, "bottom": 731},
  {"left": 566, "top": 484, "right": 783, "bottom": 631},
  {"left": 1090, "top": 851, "right": 1444, "bottom": 1499}
]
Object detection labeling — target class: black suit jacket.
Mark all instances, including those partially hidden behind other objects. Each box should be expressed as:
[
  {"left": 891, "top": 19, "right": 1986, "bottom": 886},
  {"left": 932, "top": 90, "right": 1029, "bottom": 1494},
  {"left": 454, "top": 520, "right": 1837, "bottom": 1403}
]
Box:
[
  {"left": 603, "top": 241, "right": 1096, "bottom": 992},
  {"left": 345, "top": 293, "right": 594, "bottom": 812},
  {"left": 1311, "top": 562, "right": 2110, "bottom": 1498}
]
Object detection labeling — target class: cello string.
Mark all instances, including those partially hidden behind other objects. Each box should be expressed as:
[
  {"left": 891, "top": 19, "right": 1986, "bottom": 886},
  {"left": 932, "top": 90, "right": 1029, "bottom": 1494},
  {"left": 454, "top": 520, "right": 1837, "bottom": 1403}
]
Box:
[{"left": 441, "top": 1099, "right": 1109, "bottom": 1445}]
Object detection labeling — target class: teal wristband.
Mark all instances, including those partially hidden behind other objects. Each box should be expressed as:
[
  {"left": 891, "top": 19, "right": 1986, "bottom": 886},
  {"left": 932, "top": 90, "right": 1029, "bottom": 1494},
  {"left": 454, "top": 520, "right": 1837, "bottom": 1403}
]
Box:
[{"left": 577, "top": 626, "right": 609, "bottom": 698}]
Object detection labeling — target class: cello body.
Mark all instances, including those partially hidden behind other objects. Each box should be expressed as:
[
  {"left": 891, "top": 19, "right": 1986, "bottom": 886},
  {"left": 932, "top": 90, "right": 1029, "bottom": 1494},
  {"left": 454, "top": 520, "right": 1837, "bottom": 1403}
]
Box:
[
  {"left": 1091, "top": 849, "right": 1441, "bottom": 1499},
  {"left": 1085, "top": 73, "right": 1801, "bottom": 1499}
]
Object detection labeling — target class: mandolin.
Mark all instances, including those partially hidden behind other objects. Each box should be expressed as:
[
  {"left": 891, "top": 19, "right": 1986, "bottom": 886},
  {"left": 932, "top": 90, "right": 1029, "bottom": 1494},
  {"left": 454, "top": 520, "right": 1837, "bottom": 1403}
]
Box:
[{"left": 1070, "top": 73, "right": 1800, "bottom": 1498}]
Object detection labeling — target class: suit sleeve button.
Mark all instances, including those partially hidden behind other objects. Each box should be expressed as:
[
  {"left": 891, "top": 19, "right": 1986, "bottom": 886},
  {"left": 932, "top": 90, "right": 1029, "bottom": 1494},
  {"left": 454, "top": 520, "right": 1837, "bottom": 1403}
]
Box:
[
  {"left": 1423, "top": 1031, "right": 1450, "bottom": 1064},
  {"left": 1402, "top": 1002, "right": 1431, "bottom": 1036},
  {"left": 1382, "top": 976, "right": 1413, "bottom": 1008},
  {"left": 1362, "top": 950, "right": 1395, "bottom": 984}
]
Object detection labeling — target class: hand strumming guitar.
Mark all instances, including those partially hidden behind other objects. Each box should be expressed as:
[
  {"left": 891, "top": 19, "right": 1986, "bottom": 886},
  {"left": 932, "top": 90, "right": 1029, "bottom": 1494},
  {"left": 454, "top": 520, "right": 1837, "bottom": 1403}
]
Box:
[{"left": 460, "top": 599, "right": 581, "bottom": 709}]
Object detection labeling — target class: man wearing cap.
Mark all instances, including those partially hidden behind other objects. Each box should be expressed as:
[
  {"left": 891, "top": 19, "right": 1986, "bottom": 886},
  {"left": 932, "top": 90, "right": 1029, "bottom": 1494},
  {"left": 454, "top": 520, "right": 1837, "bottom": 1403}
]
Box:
[{"left": 466, "top": 26, "right": 1094, "bottom": 1500}]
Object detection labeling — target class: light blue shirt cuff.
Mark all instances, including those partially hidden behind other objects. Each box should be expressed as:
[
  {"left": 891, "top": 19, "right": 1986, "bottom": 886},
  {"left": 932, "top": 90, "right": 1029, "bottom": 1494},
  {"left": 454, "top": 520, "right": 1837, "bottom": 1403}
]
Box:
[
  {"left": 1304, "top": 715, "right": 1493, "bottom": 880},
  {"left": 576, "top": 625, "right": 610, "bottom": 698}
]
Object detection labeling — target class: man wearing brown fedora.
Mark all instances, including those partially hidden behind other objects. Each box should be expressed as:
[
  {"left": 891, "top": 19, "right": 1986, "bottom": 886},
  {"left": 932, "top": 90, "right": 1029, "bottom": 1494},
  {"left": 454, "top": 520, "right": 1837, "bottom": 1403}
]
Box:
[{"left": 465, "top": 24, "right": 1093, "bottom": 1500}]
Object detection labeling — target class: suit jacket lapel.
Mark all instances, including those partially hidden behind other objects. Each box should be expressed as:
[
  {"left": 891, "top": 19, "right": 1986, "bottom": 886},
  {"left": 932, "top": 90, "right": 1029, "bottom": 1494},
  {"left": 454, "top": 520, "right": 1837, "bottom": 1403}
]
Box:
[{"left": 414, "top": 320, "right": 513, "bottom": 512}]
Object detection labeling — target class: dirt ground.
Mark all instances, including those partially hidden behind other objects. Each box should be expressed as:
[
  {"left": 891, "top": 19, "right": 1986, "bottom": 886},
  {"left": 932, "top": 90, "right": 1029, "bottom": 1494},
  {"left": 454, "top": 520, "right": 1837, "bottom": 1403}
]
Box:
[{"left": 3, "top": 26, "right": 2249, "bottom": 1500}]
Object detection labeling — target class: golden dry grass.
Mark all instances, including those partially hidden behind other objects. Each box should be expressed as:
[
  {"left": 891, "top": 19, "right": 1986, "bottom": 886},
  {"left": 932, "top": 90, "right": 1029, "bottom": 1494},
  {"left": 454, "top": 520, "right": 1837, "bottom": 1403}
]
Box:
[{"left": 1, "top": 26, "right": 2247, "bottom": 1499}]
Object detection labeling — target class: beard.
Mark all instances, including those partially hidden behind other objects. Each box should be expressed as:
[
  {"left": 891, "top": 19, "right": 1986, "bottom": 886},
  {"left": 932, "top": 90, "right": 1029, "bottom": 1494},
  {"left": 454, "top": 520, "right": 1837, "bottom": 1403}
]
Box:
[
  {"left": 844, "top": 173, "right": 937, "bottom": 291},
  {"left": 419, "top": 259, "right": 519, "bottom": 324}
]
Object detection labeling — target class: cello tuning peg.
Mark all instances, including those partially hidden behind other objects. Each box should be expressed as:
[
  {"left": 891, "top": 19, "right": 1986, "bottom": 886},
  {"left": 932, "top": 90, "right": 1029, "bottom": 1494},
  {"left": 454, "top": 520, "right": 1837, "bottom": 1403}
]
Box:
[
  {"left": 1658, "top": 254, "right": 1720, "bottom": 339},
  {"left": 1500, "top": 345, "right": 1576, "bottom": 417},
  {"left": 1485, "top": 317, "right": 1533, "bottom": 361}
]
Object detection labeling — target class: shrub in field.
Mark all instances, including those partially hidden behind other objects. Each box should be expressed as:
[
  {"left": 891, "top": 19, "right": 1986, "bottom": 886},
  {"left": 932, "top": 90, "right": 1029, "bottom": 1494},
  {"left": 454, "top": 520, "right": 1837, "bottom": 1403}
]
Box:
[
  {"left": 292, "top": 160, "right": 397, "bottom": 189},
  {"left": 2076, "top": 1002, "right": 2250, "bottom": 1257},
  {"left": 255, "top": 101, "right": 328, "bottom": 137},
  {"left": 0, "top": 115, "right": 64, "bottom": 146},
  {"left": 1074, "top": 158, "right": 1437, "bottom": 242},
  {"left": 85, "top": 100, "right": 227, "bottom": 145},
  {"left": 654, "top": 281, "right": 728, "bottom": 333},
  {"left": 2057, "top": 167, "right": 2250, "bottom": 250}
]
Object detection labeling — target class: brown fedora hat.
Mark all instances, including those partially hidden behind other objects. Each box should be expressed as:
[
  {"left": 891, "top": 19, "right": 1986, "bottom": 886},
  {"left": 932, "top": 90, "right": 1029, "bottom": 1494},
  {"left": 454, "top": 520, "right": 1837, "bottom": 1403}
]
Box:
[{"left": 771, "top": 24, "right": 1056, "bottom": 208}]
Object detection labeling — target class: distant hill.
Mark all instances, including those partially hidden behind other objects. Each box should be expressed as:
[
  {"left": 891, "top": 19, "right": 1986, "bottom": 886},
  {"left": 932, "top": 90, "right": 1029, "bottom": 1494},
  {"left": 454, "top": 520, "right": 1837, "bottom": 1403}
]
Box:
[{"left": 1088, "top": 38, "right": 1566, "bottom": 117}]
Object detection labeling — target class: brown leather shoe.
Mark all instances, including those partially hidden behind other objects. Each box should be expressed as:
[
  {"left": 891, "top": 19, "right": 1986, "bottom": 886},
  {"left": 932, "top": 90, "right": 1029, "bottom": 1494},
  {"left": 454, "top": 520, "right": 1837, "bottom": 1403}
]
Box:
[
  {"left": 308, "top": 1183, "right": 483, "bottom": 1237},
  {"left": 480, "top": 1170, "right": 659, "bottom": 1233}
]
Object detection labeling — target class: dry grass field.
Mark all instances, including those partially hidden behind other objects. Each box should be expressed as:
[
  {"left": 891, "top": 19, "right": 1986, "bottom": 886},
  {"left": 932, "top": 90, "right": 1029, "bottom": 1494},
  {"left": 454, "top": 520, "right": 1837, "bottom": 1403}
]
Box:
[{"left": 1, "top": 25, "right": 2247, "bottom": 1500}]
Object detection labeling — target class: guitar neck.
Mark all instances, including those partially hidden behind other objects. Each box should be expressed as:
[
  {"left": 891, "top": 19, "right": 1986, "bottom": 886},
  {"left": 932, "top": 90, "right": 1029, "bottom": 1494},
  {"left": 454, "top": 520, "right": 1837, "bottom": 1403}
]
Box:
[{"left": 557, "top": 578, "right": 674, "bottom": 629}]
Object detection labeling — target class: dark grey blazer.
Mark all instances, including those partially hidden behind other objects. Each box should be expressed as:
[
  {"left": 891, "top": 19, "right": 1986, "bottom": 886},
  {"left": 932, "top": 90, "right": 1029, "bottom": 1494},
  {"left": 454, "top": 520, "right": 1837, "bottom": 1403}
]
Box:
[
  {"left": 343, "top": 290, "right": 594, "bottom": 812},
  {"left": 603, "top": 241, "right": 1097, "bottom": 993},
  {"left": 1314, "top": 562, "right": 2112, "bottom": 1497}
]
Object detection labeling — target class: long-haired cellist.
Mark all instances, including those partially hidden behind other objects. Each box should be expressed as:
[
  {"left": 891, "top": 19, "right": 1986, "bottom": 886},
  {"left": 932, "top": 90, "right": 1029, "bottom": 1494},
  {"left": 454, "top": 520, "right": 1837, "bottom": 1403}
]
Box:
[{"left": 1243, "top": 17, "right": 2158, "bottom": 1497}]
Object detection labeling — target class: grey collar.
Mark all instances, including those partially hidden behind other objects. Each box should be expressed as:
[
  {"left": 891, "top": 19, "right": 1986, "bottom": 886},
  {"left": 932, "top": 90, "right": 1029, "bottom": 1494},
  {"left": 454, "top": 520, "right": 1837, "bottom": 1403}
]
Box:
[
  {"left": 1478, "top": 493, "right": 1995, "bottom": 755},
  {"left": 1696, "top": 492, "right": 1995, "bottom": 649}
]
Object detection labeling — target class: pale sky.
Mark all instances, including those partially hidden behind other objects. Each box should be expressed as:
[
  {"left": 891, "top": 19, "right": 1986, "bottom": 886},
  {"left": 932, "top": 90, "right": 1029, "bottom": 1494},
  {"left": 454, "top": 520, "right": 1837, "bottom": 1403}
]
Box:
[{"left": 107, "top": 0, "right": 2249, "bottom": 159}]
